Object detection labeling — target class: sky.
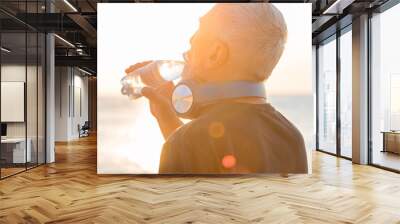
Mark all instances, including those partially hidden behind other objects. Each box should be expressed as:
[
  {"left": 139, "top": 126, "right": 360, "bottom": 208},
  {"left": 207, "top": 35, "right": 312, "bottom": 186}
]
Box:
[
  {"left": 98, "top": 3, "right": 312, "bottom": 97},
  {"left": 97, "top": 3, "right": 312, "bottom": 173}
]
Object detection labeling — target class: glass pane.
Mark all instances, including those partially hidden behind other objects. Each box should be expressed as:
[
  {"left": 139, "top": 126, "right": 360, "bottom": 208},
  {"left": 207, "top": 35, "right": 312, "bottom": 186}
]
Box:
[
  {"left": 340, "top": 29, "right": 352, "bottom": 158},
  {"left": 318, "top": 37, "right": 337, "bottom": 154},
  {"left": 1, "top": 31, "right": 27, "bottom": 177},
  {"left": 26, "top": 0, "right": 38, "bottom": 169},
  {"left": 371, "top": 4, "right": 400, "bottom": 171},
  {"left": 0, "top": 1, "right": 46, "bottom": 178},
  {"left": 390, "top": 75, "right": 400, "bottom": 130},
  {"left": 38, "top": 33, "right": 45, "bottom": 165},
  {"left": 27, "top": 31, "right": 38, "bottom": 169}
]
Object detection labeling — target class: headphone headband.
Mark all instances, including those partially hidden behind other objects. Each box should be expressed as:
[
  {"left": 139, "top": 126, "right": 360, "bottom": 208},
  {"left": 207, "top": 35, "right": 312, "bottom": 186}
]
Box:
[
  {"left": 195, "top": 80, "right": 266, "bottom": 102},
  {"left": 172, "top": 79, "right": 266, "bottom": 119}
]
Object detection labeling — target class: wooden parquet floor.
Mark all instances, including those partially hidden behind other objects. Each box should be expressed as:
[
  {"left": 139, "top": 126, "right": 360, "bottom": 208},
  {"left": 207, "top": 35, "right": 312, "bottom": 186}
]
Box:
[{"left": 1, "top": 135, "right": 400, "bottom": 224}]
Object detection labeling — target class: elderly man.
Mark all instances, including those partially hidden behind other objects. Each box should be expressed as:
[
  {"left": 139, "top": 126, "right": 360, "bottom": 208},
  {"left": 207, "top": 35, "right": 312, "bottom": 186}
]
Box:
[{"left": 126, "top": 3, "right": 308, "bottom": 174}]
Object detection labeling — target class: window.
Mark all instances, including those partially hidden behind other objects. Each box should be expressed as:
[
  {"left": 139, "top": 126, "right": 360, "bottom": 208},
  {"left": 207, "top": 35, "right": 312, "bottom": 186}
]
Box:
[
  {"left": 371, "top": 2, "right": 400, "bottom": 171},
  {"left": 390, "top": 74, "right": 400, "bottom": 130},
  {"left": 339, "top": 28, "right": 352, "bottom": 158},
  {"left": 317, "top": 36, "right": 337, "bottom": 154}
]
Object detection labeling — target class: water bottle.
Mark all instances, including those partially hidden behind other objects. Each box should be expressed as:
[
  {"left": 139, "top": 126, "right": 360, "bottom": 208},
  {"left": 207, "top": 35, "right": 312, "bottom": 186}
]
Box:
[{"left": 121, "top": 60, "right": 184, "bottom": 99}]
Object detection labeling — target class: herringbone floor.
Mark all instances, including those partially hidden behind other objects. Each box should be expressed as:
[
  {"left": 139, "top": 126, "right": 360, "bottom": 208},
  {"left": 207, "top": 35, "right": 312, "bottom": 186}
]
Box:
[{"left": 1, "top": 135, "right": 400, "bottom": 224}]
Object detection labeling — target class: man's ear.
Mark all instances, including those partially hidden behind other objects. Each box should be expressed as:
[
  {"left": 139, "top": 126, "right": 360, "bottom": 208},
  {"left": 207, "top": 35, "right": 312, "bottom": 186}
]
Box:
[{"left": 205, "top": 40, "right": 228, "bottom": 69}]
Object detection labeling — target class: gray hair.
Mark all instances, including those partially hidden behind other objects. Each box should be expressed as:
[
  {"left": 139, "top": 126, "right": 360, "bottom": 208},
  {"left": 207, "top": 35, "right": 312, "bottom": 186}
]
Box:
[{"left": 206, "top": 3, "right": 287, "bottom": 81}]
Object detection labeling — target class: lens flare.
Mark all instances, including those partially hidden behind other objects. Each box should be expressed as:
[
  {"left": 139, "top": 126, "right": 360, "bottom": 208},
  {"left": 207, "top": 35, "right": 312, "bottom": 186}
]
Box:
[
  {"left": 208, "top": 121, "right": 225, "bottom": 138},
  {"left": 222, "top": 155, "right": 236, "bottom": 169}
]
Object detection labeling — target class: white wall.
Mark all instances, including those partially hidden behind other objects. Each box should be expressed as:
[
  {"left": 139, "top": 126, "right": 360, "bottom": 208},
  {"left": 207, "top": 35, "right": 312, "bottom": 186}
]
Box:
[
  {"left": 1, "top": 65, "right": 38, "bottom": 138},
  {"left": 55, "top": 67, "right": 89, "bottom": 141},
  {"left": 1, "top": 63, "right": 46, "bottom": 164},
  {"left": 1, "top": 65, "right": 26, "bottom": 133},
  {"left": 55, "top": 66, "right": 70, "bottom": 141}
]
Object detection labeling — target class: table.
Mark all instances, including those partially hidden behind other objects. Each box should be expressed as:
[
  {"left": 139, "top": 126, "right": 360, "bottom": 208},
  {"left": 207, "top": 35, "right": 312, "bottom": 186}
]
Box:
[
  {"left": 1, "top": 138, "right": 31, "bottom": 164},
  {"left": 381, "top": 131, "right": 400, "bottom": 154}
]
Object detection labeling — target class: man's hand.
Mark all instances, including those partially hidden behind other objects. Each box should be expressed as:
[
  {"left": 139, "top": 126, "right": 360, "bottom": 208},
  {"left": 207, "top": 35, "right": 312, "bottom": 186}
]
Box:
[
  {"left": 124, "top": 61, "right": 153, "bottom": 74},
  {"left": 141, "top": 84, "right": 183, "bottom": 140},
  {"left": 141, "top": 83, "right": 174, "bottom": 121},
  {"left": 124, "top": 62, "right": 183, "bottom": 139}
]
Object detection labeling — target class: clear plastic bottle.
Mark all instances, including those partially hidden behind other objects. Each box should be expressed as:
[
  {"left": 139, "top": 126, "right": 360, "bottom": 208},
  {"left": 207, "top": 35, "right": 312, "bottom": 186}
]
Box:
[{"left": 120, "top": 60, "right": 184, "bottom": 99}]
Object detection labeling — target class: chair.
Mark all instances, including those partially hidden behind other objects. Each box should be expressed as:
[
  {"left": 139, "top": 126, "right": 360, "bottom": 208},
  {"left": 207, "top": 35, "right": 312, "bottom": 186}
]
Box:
[{"left": 79, "top": 121, "right": 90, "bottom": 138}]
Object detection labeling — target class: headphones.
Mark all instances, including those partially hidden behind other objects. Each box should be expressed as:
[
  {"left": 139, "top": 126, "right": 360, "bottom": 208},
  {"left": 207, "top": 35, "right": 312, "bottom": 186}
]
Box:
[{"left": 171, "top": 79, "right": 266, "bottom": 119}]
